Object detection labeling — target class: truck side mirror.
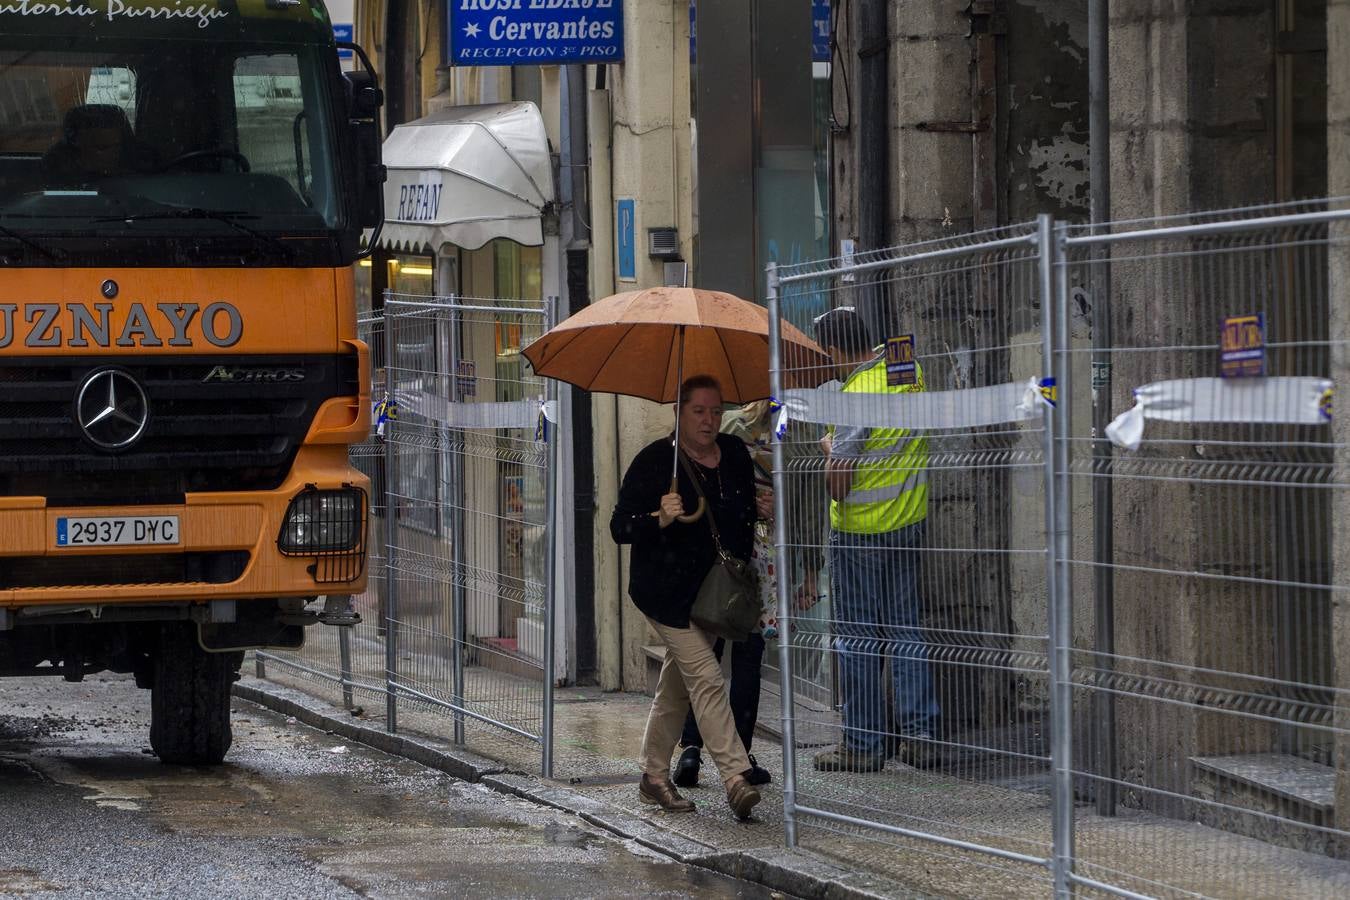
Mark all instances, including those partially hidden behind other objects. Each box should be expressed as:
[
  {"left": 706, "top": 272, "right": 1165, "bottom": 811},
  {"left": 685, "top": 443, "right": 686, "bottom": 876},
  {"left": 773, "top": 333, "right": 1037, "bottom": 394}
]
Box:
[{"left": 339, "top": 44, "right": 386, "bottom": 248}]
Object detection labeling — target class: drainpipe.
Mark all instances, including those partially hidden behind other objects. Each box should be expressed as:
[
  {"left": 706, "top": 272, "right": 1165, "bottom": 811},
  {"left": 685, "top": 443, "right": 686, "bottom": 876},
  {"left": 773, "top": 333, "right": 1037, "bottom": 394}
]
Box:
[
  {"left": 1088, "top": 0, "right": 1117, "bottom": 817},
  {"left": 857, "top": 0, "right": 889, "bottom": 342},
  {"left": 561, "top": 64, "right": 596, "bottom": 683}
]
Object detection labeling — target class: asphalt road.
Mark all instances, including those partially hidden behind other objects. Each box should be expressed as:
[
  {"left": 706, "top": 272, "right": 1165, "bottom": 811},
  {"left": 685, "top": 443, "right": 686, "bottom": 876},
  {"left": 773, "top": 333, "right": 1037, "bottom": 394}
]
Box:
[{"left": 0, "top": 674, "right": 776, "bottom": 899}]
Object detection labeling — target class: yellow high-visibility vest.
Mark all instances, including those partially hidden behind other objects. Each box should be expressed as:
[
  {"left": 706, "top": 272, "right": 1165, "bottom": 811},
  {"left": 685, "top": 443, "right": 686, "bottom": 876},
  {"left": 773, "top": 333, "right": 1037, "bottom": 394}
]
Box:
[{"left": 829, "top": 356, "right": 929, "bottom": 534}]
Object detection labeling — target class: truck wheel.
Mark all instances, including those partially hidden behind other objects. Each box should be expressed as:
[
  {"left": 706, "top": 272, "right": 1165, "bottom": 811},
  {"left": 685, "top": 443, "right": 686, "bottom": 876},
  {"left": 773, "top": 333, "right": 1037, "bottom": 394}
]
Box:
[{"left": 149, "top": 624, "right": 243, "bottom": 765}]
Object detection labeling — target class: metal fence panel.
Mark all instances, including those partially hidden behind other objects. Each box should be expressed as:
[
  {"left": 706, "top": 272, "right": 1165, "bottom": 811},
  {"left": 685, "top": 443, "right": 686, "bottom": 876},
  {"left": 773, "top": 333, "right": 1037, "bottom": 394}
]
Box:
[
  {"left": 1059, "top": 204, "right": 1350, "bottom": 898},
  {"left": 256, "top": 313, "right": 393, "bottom": 714},
  {"left": 770, "top": 202, "right": 1350, "bottom": 898},
  {"left": 383, "top": 294, "right": 552, "bottom": 754},
  {"left": 769, "top": 224, "right": 1061, "bottom": 895},
  {"left": 259, "top": 294, "right": 557, "bottom": 775}
]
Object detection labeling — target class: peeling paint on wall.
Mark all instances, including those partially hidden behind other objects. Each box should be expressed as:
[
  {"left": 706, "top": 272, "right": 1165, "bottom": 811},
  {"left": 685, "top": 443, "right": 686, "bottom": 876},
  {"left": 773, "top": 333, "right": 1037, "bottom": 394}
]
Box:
[
  {"left": 1004, "top": 0, "right": 1090, "bottom": 220},
  {"left": 1028, "top": 135, "right": 1089, "bottom": 207}
]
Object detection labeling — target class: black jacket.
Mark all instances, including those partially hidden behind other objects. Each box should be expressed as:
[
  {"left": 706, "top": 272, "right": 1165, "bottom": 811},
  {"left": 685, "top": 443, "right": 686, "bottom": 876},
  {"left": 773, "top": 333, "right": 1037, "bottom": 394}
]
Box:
[{"left": 610, "top": 433, "right": 756, "bottom": 628}]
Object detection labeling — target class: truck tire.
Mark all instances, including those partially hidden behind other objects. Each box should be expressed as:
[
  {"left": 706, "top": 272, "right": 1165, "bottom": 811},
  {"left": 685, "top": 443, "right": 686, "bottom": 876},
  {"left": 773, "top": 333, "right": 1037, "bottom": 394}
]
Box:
[{"left": 149, "top": 624, "right": 243, "bottom": 765}]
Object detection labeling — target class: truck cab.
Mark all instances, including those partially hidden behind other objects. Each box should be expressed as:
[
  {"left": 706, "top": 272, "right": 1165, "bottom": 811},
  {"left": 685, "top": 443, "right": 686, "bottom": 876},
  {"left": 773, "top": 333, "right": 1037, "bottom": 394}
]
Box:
[{"left": 0, "top": 0, "right": 384, "bottom": 764}]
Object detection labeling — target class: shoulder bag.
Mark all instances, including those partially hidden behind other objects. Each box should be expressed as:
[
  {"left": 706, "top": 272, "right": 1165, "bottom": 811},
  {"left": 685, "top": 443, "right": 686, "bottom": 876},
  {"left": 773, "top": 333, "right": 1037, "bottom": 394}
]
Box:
[{"left": 680, "top": 450, "right": 761, "bottom": 642}]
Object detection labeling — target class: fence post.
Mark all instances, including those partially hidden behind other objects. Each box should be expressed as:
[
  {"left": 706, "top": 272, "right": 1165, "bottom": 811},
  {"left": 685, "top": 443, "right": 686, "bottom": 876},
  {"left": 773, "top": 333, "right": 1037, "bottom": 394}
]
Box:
[
  {"left": 541, "top": 294, "right": 560, "bottom": 780},
  {"left": 1039, "top": 215, "right": 1076, "bottom": 897},
  {"left": 1087, "top": 0, "right": 1118, "bottom": 819},
  {"left": 448, "top": 303, "right": 467, "bottom": 745},
  {"left": 339, "top": 627, "right": 354, "bottom": 711},
  {"left": 767, "top": 263, "right": 799, "bottom": 850},
  {"left": 383, "top": 291, "right": 399, "bottom": 734}
]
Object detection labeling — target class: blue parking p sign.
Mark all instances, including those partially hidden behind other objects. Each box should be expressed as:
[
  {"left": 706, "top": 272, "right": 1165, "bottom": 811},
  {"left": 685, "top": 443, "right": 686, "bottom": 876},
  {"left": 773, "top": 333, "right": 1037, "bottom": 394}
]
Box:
[
  {"left": 617, "top": 198, "right": 636, "bottom": 281},
  {"left": 448, "top": 0, "right": 624, "bottom": 66}
]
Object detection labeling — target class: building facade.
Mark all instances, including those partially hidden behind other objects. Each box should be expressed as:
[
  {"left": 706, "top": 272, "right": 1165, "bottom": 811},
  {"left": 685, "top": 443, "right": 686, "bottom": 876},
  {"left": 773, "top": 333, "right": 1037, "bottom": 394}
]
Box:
[
  {"left": 350, "top": 0, "right": 822, "bottom": 692},
  {"left": 826, "top": 0, "right": 1349, "bottom": 846}
]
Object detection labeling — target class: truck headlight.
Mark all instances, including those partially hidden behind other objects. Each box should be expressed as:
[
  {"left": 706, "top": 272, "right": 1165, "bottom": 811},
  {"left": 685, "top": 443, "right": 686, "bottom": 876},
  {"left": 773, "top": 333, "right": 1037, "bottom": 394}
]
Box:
[{"left": 278, "top": 487, "right": 366, "bottom": 555}]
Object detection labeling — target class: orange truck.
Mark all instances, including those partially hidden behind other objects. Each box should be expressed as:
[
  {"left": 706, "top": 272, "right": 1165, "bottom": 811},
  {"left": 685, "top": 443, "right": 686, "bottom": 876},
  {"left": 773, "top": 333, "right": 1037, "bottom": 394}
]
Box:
[{"left": 0, "top": 1, "right": 384, "bottom": 764}]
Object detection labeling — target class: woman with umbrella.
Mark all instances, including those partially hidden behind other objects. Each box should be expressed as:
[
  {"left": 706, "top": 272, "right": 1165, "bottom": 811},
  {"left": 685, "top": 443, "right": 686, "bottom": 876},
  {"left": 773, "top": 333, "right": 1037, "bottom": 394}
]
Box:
[
  {"left": 523, "top": 286, "right": 830, "bottom": 820},
  {"left": 610, "top": 373, "right": 765, "bottom": 819}
]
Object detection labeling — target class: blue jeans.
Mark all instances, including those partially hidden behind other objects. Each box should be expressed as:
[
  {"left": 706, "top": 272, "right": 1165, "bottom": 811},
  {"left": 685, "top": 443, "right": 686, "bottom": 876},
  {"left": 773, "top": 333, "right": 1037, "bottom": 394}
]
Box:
[{"left": 829, "top": 522, "right": 940, "bottom": 755}]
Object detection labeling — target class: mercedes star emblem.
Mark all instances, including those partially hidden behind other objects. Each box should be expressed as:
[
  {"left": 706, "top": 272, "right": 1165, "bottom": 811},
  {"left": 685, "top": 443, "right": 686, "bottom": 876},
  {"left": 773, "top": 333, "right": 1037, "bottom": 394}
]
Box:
[{"left": 75, "top": 368, "right": 149, "bottom": 451}]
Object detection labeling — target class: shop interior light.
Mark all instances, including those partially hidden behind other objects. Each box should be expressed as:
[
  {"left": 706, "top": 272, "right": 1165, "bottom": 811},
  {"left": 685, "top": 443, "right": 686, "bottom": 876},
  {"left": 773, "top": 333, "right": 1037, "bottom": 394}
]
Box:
[
  {"left": 400, "top": 265, "right": 434, "bottom": 276},
  {"left": 358, "top": 259, "right": 372, "bottom": 267}
]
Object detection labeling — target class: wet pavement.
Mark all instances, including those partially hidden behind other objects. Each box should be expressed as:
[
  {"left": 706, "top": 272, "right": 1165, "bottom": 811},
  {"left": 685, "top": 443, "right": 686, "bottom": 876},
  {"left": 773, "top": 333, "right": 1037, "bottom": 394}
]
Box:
[
  {"left": 256, "top": 640, "right": 1350, "bottom": 900},
  {"left": 0, "top": 675, "right": 781, "bottom": 899}
]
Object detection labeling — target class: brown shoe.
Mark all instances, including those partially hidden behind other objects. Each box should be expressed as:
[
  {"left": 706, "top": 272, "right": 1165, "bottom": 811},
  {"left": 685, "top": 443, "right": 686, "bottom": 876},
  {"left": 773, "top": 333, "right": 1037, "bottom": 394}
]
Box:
[
  {"left": 725, "top": 774, "right": 761, "bottom": 820},
  {"left": 639, "top": 774, "right": 696, "bottom": 813}
]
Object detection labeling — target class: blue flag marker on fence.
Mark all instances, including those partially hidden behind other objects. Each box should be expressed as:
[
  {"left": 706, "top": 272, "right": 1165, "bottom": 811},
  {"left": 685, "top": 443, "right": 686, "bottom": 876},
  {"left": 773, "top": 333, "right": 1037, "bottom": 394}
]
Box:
[
  {"left": 374, "top": 395, "right": 398, "bottom": 438},
  {"left": 770, "top": 398, "right": 788, "bottom": 441}
]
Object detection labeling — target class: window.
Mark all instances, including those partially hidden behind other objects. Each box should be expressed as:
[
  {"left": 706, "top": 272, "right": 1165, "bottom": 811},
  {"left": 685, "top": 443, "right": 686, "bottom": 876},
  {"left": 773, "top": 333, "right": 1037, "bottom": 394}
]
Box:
[
  {"left": 0, "top": 43, "right": 343, "bottom": 240},
  {"left": 86, "top": 66, "right": 137, "bottom": 125},
  {"left": 233, "top": 54, "right": 312, "bottom": 206}
]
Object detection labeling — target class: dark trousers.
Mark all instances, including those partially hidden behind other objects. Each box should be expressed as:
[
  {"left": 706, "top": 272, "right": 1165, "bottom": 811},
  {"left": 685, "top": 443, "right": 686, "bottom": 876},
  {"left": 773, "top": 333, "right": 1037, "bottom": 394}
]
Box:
[{"left": 679, "top": 632, "right": 765, "bottom": 752}]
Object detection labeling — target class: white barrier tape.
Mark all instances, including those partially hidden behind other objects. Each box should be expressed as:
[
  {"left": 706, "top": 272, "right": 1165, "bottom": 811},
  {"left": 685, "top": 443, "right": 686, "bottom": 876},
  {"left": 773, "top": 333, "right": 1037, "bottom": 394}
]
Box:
[
  {"left": 395, "top": 389, "right": 548, "bottom": 431},
  {"left": 1104, "top": 376, "right": 1333, "bottom": 451},
  {"left": 781, "top": 379, "right": 1048, "bottom": 431}
]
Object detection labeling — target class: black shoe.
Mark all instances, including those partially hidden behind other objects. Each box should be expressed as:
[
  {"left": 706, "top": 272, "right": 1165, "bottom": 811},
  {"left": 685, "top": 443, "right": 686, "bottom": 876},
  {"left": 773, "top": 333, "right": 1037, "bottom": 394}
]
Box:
[
  {"left": 745, "top": 754, "right": 772, "bottom": 786},
  {"left": 673, "top": 746, "right": 701, "bottom": 788},
  {"left": 899, "top": 733, "right": 940, "bottom": 770}
]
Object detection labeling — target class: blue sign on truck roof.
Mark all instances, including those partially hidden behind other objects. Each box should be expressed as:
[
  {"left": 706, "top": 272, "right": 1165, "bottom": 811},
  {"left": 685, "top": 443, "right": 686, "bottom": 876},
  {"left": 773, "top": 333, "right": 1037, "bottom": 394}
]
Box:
[{"left": 448, "top": 0, "right": 624, "bottom": 66}]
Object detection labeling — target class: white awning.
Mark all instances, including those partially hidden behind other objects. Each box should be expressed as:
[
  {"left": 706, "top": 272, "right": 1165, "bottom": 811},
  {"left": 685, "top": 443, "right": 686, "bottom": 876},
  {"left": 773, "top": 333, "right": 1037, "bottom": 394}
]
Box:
[{"left": 376, "top": 102, "right": 554, "bottom": 253}]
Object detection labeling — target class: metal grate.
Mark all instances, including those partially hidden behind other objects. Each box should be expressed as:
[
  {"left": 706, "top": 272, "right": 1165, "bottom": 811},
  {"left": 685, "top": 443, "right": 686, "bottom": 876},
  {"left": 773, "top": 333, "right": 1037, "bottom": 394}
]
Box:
[
  {"left": 275, "top": 485, "right": 370, "bottom": 585},
  {"left": 0, "top": 550, "right": 249, "bottom": 589},
  {"left": 0, "top": 354, "right": 359, "bottom": 504}
]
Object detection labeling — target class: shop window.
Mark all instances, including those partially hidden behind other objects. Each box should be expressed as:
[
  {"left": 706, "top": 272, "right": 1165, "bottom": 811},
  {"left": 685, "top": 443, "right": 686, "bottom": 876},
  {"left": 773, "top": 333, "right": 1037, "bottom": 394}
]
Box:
[
  {"left": 492, "top": 240, "right": 542, "bottom": 301},
  {"left": 387, "top": 251, "right": 441, "bottom": 535},
  {"left": 388, "top": 252, "right": 435, "bottom": 296}
]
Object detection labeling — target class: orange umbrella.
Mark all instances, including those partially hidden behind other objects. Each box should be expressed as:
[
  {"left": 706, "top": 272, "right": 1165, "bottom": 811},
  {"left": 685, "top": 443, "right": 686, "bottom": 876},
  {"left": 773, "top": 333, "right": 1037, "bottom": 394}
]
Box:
[
  {"left": 521, "top": 287, "right": 830, "bottom": 403},
  {"left": 523, "top": 286, "right": 831, "bottom": 520}
]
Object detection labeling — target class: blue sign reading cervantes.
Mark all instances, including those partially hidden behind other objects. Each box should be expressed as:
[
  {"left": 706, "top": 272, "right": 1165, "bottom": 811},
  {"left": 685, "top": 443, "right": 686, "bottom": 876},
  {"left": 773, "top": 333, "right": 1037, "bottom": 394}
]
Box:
[{"left": 448, "top": 0, "right": 624, "bottom": 67}]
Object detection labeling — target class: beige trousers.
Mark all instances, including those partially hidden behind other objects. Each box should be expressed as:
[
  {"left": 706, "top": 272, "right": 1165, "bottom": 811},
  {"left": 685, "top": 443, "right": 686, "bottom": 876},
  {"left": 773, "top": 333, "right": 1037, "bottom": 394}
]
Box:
[{"left": 640, "top": 617, "right": 751, "bottom": 785}]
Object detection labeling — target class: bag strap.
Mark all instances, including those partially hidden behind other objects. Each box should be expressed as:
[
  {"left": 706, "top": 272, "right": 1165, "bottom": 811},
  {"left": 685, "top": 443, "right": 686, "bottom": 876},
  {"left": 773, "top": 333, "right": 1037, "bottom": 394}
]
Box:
[{"left": 677, "top": 449, "right": 728, "bottom": 556}]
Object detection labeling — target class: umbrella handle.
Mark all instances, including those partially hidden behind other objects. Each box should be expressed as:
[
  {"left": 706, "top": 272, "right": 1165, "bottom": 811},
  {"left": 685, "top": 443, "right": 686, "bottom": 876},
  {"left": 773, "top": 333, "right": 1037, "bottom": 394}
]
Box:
[
  {"left": 678, "top": 497, "right": 706, "bottom": 524},
  {"left": 663, "top": 476, "right": 706, "bottom": 524}
]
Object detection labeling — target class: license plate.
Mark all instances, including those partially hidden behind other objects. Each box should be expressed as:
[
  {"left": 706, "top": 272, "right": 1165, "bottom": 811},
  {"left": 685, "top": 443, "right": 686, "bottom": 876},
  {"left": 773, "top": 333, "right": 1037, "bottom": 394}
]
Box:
[{"left": 55, "top": 516, "right": 180, "bottom": 548}]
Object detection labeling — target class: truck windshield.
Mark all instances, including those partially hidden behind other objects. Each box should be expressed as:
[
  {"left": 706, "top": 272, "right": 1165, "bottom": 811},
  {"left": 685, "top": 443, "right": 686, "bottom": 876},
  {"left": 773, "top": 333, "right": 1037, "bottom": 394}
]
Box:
[{"left": 0, "top": 38, "right": 345, "bottom": 265}]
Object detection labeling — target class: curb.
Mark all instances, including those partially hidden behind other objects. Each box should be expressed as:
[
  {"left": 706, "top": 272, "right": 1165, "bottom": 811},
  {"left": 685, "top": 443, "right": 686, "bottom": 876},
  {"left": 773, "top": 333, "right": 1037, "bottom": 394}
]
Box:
[
  {"left": 232, "top": 678, "right": 926, "bottom": 900},
  {"left": 231, "top": 679, "right": 508, "bottom": 783}
]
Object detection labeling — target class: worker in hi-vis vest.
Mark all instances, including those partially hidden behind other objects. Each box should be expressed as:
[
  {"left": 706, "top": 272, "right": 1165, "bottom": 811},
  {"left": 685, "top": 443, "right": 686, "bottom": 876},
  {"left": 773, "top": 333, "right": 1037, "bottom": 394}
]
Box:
[{"left": 810, "top": 307, "right": 941, "bottom": 773}]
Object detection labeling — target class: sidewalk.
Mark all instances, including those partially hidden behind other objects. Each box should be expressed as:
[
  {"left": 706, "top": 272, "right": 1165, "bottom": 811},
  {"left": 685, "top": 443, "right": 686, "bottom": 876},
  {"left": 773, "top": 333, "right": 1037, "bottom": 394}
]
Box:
[{"left": 244, "top": 639, "right": 1350, "bottom": 899}]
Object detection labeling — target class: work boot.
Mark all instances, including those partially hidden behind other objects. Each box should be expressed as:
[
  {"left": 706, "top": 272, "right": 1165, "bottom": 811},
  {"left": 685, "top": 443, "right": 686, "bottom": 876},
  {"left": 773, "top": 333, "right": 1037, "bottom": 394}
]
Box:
[
  {"left": 745, "top": 753, "right": 772, "bottom": 786},
  {"left": 898, "top": 733, "right": 939, "bottom": 770},
  {"left": 812, "top": 745, "right": 886, "bottom": 773},
  {"left": 639, "top": 774, "right": 696, "bottom": 813},
  {"left": 673, "top": 746, "right": 701, "bottom": 788},
  {"left": 725, "top": 773, "right": 761, "bottom": 820}
]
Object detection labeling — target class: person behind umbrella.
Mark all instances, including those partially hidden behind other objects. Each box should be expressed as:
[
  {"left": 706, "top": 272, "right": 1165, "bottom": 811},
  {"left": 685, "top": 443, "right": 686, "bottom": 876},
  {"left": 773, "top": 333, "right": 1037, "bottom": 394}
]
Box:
[
  {"left": 671, "top": 398, "right": 826, "bottom": 789},
  {"left": 610, "top": 374, "right": 763, "bottom": 820},
  {"left": 811, "top": 307, "right": 941, "bottom": 773}
]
